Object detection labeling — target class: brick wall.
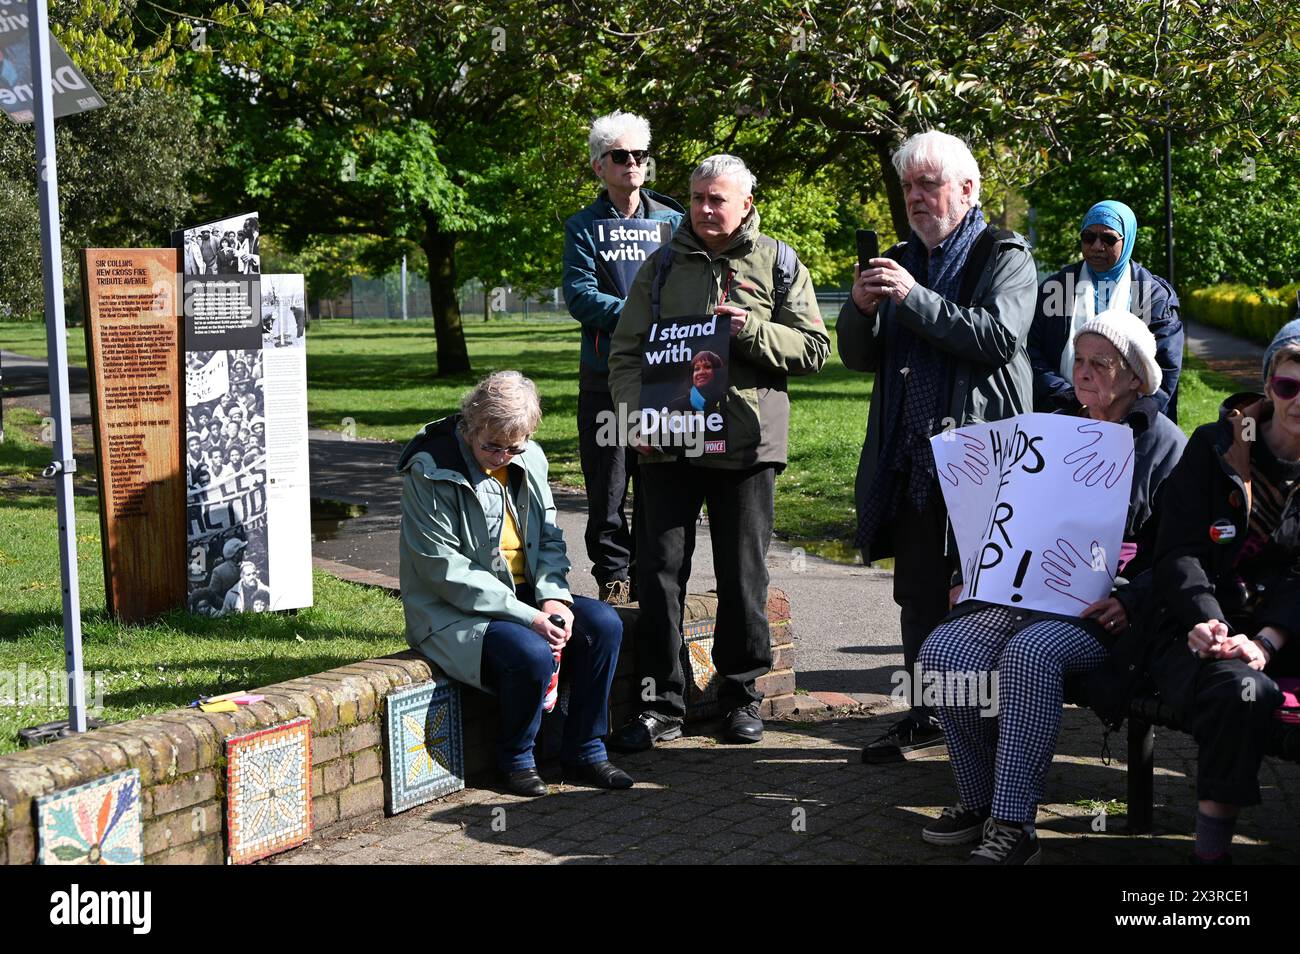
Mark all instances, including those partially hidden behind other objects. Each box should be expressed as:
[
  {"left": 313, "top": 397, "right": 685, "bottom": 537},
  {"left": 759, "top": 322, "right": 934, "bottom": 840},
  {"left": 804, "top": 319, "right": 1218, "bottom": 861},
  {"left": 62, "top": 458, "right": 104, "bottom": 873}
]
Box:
[{"left": 0, "top": 588, "right": 795, "bottom": 865}]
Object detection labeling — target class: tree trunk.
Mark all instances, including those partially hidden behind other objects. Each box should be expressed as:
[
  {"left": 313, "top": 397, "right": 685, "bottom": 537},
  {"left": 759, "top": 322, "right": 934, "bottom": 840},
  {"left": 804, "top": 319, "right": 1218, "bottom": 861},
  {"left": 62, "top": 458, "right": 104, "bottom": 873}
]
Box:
[
  {"left": 874, "top": 138, "right": 909, "bottom": 242},
  {"left": 421, "top": 228, "right": 472, "bottom": 375}
]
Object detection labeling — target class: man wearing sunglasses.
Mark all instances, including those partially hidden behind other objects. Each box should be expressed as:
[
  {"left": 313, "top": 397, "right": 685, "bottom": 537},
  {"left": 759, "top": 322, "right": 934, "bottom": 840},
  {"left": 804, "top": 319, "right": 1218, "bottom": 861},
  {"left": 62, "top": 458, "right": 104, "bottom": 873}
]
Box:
[
  {"left": 563, "top": 111, "right": 684, "bottom": 607},
  {"left": 1028, "top": 200, "right": 1184, "bottom": 421}
]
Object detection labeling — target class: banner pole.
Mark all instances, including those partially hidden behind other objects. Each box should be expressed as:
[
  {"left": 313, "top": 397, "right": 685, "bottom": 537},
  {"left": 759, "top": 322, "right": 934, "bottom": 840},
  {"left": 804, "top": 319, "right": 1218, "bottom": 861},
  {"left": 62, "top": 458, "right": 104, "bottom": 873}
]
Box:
[{"left": 29, "top": 0, "right": 88, "bottom": 734}]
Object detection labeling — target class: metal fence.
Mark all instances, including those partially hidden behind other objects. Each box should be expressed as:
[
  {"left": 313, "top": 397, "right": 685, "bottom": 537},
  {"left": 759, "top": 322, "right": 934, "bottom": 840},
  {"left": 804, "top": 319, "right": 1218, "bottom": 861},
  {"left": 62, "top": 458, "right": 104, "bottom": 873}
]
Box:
[{"left": 316, "top": 272, "right": 851, "bottom": 321}]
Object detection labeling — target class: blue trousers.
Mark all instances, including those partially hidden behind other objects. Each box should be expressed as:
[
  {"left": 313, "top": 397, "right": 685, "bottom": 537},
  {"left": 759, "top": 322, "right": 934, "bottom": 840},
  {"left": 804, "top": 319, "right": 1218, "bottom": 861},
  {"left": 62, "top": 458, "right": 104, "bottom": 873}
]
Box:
[{"left": 481, "top": 595, "right": 622, "bottom": 773}]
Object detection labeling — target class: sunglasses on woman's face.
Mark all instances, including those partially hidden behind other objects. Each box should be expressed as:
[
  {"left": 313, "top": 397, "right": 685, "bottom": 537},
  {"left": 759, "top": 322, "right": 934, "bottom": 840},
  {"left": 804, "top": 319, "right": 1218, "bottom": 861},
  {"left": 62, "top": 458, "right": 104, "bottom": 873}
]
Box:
[
  {"left": 1080, "top": 229, "right": 1122, "bottom": 248},
  {"left": 1270, "top": 375, "right": 1300, "bottom": 401},
  {"left": 602, "top": 149, "right": 650, "bottom": 166}
]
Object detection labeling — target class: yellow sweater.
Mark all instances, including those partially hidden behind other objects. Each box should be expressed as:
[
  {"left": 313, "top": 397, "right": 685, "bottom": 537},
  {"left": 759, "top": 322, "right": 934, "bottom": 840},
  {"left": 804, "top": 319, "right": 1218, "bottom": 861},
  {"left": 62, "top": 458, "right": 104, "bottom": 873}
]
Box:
[{"left": 489, "top": 467, "right": 526, "bottom": 584}]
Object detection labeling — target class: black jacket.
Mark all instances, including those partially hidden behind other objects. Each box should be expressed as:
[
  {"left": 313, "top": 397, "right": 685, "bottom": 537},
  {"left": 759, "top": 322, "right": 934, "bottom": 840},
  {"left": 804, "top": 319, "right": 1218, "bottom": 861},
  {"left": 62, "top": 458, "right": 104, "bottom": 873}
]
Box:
[
  {"left": 838, "top": 225, "right": 1038, "bottom": 561},
  {"left": 1028, "top": 260, "right": 1184, "bottom": 421},
  {"left": 1087, "top": 393, "right": 1300, "bottom": 725}
]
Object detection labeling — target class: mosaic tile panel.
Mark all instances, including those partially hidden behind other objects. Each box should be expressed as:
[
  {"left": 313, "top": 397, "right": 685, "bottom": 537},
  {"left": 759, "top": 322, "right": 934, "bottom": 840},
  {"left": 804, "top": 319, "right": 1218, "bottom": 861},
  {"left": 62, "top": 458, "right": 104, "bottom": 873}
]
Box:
[
  {"left": 384, "top": 680, "right": 465, "bottom": 813},
  {"left": 683, "top": 618, "right": 720, "bottom": 717},
  {"left": 36, "top": 770, "right": 143, "bottom": 865},
  {"left": 226, "top": 718, "right": 312, "bottom": 864}
]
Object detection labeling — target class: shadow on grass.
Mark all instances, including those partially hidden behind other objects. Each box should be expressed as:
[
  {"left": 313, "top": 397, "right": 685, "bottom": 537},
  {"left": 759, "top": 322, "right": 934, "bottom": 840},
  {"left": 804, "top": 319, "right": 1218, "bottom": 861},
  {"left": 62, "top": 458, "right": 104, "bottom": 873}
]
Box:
[{"left": 0, "top": 435, "right": 53, "bottom": 475}]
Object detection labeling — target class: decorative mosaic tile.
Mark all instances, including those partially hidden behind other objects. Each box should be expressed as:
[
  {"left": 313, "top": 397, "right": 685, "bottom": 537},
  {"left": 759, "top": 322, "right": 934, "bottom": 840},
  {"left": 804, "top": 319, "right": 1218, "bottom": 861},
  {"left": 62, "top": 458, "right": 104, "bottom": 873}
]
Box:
[
  {"left": 385, "top": 680, "right": 465, "bottom": 813},
  {"left": 226, "top": 718, "right": 312, "bottom": 864},
  {"left": 36, "top": 770, "right": 143, "bottom": 865},
  {"left": 683, "top": 618, "right": 720, "bottom": 717}
]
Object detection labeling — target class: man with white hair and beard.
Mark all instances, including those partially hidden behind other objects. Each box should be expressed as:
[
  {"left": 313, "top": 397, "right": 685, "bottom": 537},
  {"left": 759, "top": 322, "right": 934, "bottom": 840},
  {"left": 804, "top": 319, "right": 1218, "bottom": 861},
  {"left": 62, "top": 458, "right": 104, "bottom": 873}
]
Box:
[{"left": 839, "top": 131, "right": 1038, "bottom": 763}]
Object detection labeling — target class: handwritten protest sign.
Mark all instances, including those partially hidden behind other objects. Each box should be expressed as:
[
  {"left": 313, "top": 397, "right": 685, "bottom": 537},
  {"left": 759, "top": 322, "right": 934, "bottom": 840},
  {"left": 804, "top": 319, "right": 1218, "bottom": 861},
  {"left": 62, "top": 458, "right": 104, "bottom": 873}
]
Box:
[
  {"left": 186, "top": 351, "right": 229, "bottom": 404},
  {"left": 639, "top": 314, "right": 729, "bottom": 456},
  {"left": 591, "top": 218, "right": 672, "bottom": 297},
  {"left": 930, "top": 412, "right": 1135, "bottom": 616}
]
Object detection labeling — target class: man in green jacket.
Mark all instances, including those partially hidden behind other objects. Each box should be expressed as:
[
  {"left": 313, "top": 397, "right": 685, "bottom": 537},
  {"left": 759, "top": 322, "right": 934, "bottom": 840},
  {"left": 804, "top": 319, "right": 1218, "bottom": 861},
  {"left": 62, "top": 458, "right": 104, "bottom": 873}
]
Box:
[{"left": 607, "top": 154, "right": 830, "bottom": 749}]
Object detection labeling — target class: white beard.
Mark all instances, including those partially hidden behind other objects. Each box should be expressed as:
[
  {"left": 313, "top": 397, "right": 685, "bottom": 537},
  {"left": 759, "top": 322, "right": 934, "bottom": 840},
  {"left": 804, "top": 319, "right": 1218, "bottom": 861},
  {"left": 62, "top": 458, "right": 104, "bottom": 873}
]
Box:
[{"left": 909, "top": 204, "right": 968, "bottom": 248}]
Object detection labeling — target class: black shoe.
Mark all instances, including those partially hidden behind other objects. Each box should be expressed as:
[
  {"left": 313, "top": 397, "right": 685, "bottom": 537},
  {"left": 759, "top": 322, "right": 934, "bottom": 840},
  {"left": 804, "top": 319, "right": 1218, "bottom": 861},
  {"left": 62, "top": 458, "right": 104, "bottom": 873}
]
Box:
[
  {"left": 608, "top": 710, "right": 684, "bottom": 753},
  {"left": 723, "top": 702, "right": 763, "bottom": 743},
  {"left": 1189, "top": 851, "right": 1233, "bottom": 865},
  {"left": 562, "top": 759, "right": 634, "bottom": 789},
  {"left": 967, "top": 818, "right": 1041, "bottom": 865},
  {"left": 500, "top": 767, "right": 547, "bottom": 798},
  {"left": 922, "top": 804, "right": 992, "bottom": 846},
  {"left": 861, "top": 716, "right": 945, "bottom": 764}
]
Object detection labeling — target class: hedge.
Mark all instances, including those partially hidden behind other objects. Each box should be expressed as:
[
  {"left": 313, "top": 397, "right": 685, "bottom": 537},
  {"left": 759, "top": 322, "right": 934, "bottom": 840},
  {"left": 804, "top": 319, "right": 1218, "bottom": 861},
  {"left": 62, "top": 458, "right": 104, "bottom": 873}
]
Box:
[{"left": 1185, "top": 283, "right": 1300, "bottom": 345}]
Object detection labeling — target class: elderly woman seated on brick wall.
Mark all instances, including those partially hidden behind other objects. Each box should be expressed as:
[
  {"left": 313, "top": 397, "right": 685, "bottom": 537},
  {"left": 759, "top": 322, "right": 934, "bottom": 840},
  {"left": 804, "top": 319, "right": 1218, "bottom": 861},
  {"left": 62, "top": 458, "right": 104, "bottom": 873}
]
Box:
[
  {"left": 397, "top": 370, "right": 631, "bottom": 797},
  {"left": 917, "top": 311, "right": 1187, "bottom": 864},
  {"left": 1099, "top": 318, "right": 1300, "bottom": 864}
]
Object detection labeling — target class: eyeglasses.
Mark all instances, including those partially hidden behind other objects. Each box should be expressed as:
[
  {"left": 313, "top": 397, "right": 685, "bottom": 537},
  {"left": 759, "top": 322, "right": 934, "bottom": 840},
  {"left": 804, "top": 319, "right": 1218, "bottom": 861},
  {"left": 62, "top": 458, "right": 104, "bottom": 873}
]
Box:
[
  {"left": 479, "top": 440, "right": 528, "bottom": 456},
  {"left": 602, "top": 149, "right": 650, "bottom": 166},
  {"left": 1270, "top": 375, "right": 1300, "bottom": 401},
  {"left": 1080, "top": 229, "right": 1122, "bottom": 248}
]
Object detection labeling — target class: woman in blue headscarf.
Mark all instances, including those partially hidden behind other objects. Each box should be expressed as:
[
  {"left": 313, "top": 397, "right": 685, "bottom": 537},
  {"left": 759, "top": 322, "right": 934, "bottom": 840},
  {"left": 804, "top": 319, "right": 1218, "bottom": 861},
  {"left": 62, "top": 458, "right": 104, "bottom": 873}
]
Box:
[{"left": 1029, "top": 200, "right": 1185, "bottom": 421}]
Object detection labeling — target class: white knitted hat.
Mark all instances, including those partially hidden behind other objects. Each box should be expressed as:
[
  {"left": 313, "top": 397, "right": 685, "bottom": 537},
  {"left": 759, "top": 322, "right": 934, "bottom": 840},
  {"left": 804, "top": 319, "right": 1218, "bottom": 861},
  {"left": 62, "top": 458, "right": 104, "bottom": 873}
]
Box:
[{"left": 1074, "top": 309, "right": 1161, "bottom": 397}]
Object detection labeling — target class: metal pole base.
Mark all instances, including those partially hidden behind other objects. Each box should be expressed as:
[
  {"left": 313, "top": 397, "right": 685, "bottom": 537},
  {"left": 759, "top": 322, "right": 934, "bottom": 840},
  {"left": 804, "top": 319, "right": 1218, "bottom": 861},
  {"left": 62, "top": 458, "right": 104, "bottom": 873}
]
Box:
[{"left": 18, "top": 717, "right": 107, "bottom": 748}]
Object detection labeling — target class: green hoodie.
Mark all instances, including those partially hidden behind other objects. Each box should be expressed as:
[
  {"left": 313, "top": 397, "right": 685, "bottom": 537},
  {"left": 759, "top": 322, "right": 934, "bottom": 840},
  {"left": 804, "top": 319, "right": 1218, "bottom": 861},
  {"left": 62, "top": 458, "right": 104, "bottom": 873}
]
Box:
[{"left": 608, "top": 209, "right": 830, "bottom": 469}]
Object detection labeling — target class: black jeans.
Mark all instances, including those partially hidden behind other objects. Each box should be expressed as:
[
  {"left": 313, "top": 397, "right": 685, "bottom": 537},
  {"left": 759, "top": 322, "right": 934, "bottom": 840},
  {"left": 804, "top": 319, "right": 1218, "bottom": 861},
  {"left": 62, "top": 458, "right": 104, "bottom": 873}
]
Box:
[
  {"left": 578, "top": 388, "right": 637, "bottom": 586},
  {"left": 1154, "top": 649, "right": 1284, "bottom": 805},
  {"left": 890, "top": 492, "right": 953, "bottom": 723},
  {"left": 635, "top": 459, "right": 775, "bottom": 719}
]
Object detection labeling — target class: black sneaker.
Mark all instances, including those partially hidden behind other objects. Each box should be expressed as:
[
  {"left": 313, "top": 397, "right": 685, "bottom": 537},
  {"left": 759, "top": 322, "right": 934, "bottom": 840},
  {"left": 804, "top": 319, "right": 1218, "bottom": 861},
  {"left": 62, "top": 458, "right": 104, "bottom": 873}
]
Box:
[
  {"left": 861, "top": 716, "right": 946, "bottom": 764},
  {"left": 722, "top": 702, "right": 763, "bottom": 744},
  {"left": 922, "top": 804, "right": 991, "bottom": 846},
  {"left": 967, "top": 818, "right": 1041, "bottom": 865},
  {"left": 608, "top": 710, "right": 684, "bottom": 753}
]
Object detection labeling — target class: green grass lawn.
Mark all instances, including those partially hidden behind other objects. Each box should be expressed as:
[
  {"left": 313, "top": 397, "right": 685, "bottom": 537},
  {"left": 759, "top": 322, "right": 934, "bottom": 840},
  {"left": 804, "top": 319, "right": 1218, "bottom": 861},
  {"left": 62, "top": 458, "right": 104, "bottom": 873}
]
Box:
[
  {"left": 0, "top": 408, "right": 406, "bottom": 755},
  {"left": 1178, "top": 351, "right": 1246, "bottom": 426},
  {"left": 0, "top": 321, "right": 87, "bottom": 366}
]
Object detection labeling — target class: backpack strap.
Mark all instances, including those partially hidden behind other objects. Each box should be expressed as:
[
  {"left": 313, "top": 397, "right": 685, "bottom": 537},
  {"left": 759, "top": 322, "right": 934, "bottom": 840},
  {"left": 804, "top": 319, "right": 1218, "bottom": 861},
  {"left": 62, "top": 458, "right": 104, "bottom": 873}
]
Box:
[
  {"left": 650, "top": 246, "right": 676, "bottom": 326},
  {"left": 756, "top": 235, "right": 797, "bottom": 316},
  {"left": 955, "top": 226, "right": 1015, "bottom": 307}
]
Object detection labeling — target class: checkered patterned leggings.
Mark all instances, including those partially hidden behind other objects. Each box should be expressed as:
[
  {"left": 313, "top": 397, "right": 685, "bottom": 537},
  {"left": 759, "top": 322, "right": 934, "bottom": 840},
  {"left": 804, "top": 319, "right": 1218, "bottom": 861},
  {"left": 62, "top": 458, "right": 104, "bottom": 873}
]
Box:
[{"left": 917, "top": 605, "right": 1108, "bottom": 823}]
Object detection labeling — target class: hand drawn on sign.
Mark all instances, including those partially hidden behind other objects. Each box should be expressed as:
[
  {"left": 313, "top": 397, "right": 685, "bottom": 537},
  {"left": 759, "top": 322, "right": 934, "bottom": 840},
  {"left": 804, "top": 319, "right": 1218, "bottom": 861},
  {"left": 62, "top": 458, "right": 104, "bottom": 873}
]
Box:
[
  {"left": 1041, "top": 537, "right": 1110, "bottom": 606},
  {"left": 1063, "top": 422, "right": 1135, "bottom": 488},
  {"left": 936, "top": 431, "right": 991, "bottom": 487}
]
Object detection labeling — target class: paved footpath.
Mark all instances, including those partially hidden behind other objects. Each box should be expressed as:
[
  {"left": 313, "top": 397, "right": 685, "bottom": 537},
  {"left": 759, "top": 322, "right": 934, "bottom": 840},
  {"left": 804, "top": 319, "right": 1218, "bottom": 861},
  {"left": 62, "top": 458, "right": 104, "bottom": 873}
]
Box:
[
  {"left": 268, "top": 711, "right": 1300, "bottom": 865},
  {"left": 5, "top": 337, "right": 1300, "bottom": 863},
  {"left": 1184, "top": 319, "right": 1267, "bottom": 389}
]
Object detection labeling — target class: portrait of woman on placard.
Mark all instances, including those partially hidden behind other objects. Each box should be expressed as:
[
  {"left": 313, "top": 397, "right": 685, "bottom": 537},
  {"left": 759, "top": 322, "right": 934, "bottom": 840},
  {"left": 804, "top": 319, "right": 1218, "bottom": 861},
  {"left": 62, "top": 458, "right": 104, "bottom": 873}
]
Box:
[{"left": 666, "top": 351, "right": 726, "bottom": 414}]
